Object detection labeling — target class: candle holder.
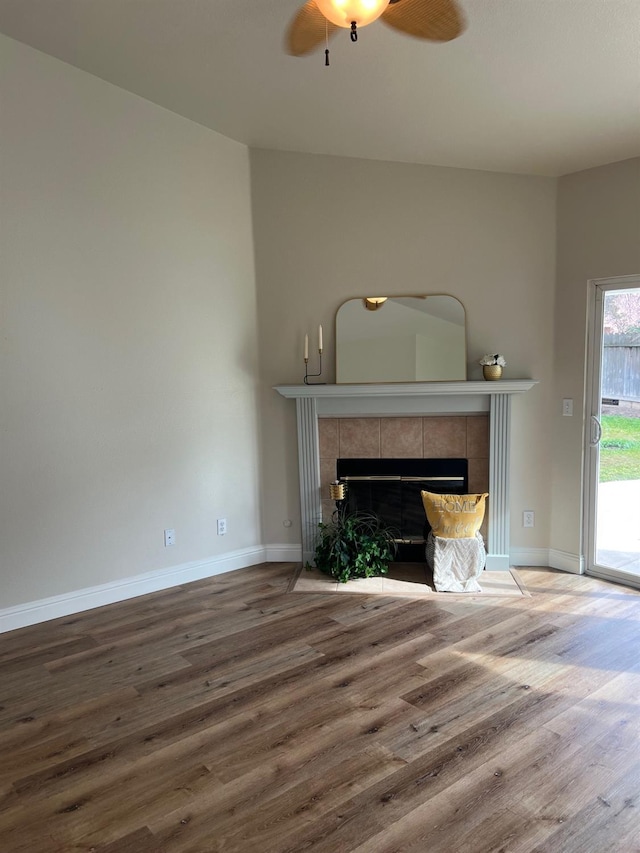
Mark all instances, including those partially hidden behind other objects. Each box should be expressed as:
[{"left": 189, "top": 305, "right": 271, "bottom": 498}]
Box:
[
  {"left": 304, "top": 351, "right": 326, "bottom": 385},
  {"left": 329, "top": 481, "right": 346, "bottom": 502}
]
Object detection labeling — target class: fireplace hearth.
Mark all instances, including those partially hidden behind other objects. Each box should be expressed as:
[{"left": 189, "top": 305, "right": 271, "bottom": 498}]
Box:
[{"left": 336, "top": 457, "right": 468, "bottom": 561}]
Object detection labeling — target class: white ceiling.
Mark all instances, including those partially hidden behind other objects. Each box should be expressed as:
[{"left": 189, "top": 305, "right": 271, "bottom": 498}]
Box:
[{"left": 1, "top": 0, "right": 639, "bottom": 176}]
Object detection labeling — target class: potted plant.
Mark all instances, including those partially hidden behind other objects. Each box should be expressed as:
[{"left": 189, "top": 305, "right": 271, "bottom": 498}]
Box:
[
  {"left": 479, "top": 353, "right": 506, "bottom": 380},
  {"left": 313, "top": 507, "right": 398, "bottom": 584}
]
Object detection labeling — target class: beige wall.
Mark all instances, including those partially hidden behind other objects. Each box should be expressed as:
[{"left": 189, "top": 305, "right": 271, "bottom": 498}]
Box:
[
  {"left": 251, "top": 149, "right": 557, "bottom": 555},
  {"left": 6, "top": 35, "right": 631, "bottom": 611},
  {"left": 553, "top": 158, "right": 640, "bottom": 558},
  {"left": 1, "top": 36, "right": 261, "bottom": 608}
]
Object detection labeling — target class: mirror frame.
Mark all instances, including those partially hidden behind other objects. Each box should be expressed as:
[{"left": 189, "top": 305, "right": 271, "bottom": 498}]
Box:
[{"left": 335, "top": 293, "right": 467, "bottom": 384}]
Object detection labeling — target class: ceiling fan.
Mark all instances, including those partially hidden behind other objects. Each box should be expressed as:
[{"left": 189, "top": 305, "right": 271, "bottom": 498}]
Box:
[{"left": 286, "top": 0, "right": 465, "bottom": 59}]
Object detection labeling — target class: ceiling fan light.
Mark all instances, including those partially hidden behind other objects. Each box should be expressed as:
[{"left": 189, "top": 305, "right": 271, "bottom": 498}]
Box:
[{"left": 315, "top": 0, "right": 389, "bottom": 29}]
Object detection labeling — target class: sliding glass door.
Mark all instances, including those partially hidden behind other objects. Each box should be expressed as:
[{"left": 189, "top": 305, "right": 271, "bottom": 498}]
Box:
[{"left": 585, "top": 277, "right": 640, "bottom": 587}]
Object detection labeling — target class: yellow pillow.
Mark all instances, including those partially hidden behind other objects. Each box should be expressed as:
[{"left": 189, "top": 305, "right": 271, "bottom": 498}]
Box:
[{"left": 421, "top": 491, "right": 488, "bottom": 539}]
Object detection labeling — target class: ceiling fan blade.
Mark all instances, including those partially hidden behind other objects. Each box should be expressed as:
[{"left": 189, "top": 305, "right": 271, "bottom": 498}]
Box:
[
  {"left": 381, "top": 0, "right": 465, "bottom": 42},
  {"left": 286, "top": 1, "right": 339, "bottom": 56}
]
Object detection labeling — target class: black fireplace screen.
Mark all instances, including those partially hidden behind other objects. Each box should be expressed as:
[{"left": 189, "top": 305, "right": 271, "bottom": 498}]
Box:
[{"left": 335, "top": 458, "right": 469, "bottom": 561}]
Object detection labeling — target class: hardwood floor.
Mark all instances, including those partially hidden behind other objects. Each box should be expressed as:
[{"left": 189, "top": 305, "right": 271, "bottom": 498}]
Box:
[{"left": 1, "top": 564, "right": 639, "bottom": 852}]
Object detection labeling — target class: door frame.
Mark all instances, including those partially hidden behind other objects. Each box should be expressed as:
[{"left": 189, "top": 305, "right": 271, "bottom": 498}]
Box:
[{"left": 583, "top": 274, "right": 640, "bottom": 588}]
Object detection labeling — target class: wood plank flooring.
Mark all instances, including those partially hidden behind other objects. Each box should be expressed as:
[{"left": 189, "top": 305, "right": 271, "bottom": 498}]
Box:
[{"left": 0, "top": 564, "right": 639, "bottom": 852}]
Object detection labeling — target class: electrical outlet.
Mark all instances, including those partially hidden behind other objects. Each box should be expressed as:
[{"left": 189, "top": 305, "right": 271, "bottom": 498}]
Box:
[
  {"left": 217, "top": 518, "right": 227, "bottom": 536},
  {"left": 523, "top": 511, "right": 535, "bottom": 528},
  {"left": 562, "top": 398, "right": 573, "bottom": 416},
  {"left": 164, "top": 528, "right": 176, "bottom": 546}
]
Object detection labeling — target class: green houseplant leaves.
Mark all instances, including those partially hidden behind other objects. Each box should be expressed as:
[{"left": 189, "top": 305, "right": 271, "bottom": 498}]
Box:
[{"left": 313, "top": 508, "right": 398, "bottom": 584}]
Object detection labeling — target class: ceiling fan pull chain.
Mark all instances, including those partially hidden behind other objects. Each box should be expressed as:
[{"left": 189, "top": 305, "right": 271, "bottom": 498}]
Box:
[
  {"left": 350, "top": 21, "right": 358, "bottom": 42},
  {"left": 325, "top": 48, "right": 330, "bottom": 66}
]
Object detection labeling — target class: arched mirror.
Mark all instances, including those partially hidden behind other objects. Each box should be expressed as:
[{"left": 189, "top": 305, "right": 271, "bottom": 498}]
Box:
[{"left": 336, "top": 295, "right": 466, "bottom": 383}]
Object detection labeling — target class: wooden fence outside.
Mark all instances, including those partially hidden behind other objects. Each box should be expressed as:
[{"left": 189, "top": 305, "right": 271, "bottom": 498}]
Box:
[{"left": 602, "top": 335, "right": 640, "bottom": 400}]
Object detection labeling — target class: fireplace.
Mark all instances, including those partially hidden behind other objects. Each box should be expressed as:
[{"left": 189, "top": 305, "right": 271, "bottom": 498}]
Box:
[
  {"left": 274, "top": 379, "right": 538, "bottom": 570},
  {"left": 335, "top": 457, "right": 468, "bottom": 561}
]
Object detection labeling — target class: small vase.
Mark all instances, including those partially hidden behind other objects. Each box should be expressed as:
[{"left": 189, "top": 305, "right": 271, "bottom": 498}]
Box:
[{"left": 483, "top": 364, "right": 503, "bottom": 381}]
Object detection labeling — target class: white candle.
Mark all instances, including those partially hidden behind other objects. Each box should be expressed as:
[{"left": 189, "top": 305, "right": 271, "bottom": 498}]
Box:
[
  {"left": 318, "top": 324, "right": 323, "bottom": 352},
  {"left": 304, "top": 334, "right": 309, "bottom": 360}
]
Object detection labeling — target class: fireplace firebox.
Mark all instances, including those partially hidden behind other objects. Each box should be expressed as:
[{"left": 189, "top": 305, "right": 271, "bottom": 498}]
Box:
[{"left": 335, "top": 458, "right": 468, "bottom": 562}]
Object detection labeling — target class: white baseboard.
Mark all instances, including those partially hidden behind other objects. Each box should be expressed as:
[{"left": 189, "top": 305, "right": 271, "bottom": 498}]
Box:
[
  {"left": 510, "top": 547, "right": 550, "bottom": 567},
  {"left": 505, "top": 547, "right": 584, "bottom": 575},
  {"left": 3, "top": 542, "right": 586, "bottom": 635},
  {"left": 0, "top": 546, "right": 267, "bottom": 635},
  {"left": 548, "top": 548, "right": 584, "bottom": 574},
  {"left": 264, "top": 544, "right": 302, "bottom": 563}
]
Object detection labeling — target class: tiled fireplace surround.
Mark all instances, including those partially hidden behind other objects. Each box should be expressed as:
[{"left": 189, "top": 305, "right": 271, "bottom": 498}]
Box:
[
  {"left": 318, "top": 415, "right": 489, "bottom": 541},
  {"left": 275, "top": 381, "right": 537, "bottom": 571}
]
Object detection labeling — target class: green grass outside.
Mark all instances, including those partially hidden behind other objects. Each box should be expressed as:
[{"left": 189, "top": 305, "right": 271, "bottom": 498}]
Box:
[{"left": 599, "top": 414, "right": 640, "bottom": 482}]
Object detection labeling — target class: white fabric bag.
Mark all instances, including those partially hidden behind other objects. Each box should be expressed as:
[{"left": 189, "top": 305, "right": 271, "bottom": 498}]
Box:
[{"left": 425, "top": 532, "right": 486, "bottom": 592}]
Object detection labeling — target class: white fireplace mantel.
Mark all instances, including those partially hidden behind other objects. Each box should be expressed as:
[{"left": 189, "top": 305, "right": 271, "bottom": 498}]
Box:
[{"left": 275, "top": 381, "right": 538, "bottom": 571}]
